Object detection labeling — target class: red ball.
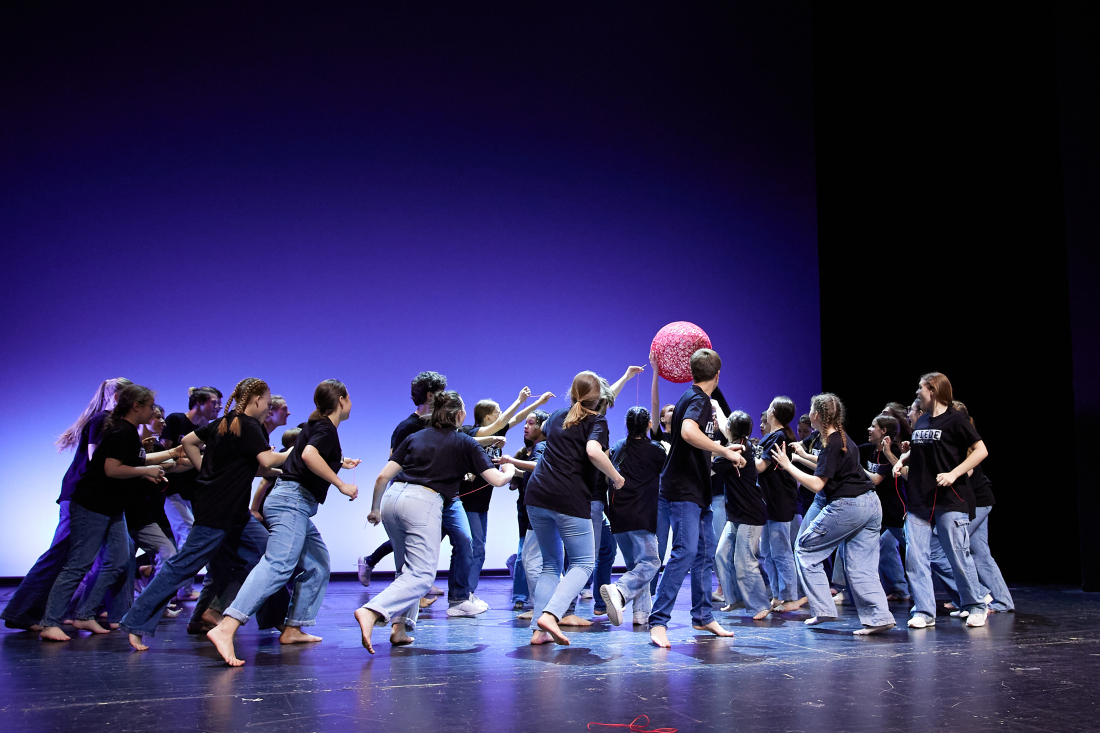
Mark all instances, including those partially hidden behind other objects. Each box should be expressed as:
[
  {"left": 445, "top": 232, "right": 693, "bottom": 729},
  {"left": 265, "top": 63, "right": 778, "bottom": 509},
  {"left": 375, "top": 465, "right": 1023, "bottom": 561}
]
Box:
[{"left": 651, "top": 322, "right": 713, "bottom": 383}]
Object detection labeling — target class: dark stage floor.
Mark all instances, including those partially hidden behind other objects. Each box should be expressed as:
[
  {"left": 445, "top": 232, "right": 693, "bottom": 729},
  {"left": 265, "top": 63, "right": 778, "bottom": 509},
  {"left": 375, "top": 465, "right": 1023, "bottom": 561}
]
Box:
[{"left": 1, "top": 578, "right": 1098, "bottom": 732}]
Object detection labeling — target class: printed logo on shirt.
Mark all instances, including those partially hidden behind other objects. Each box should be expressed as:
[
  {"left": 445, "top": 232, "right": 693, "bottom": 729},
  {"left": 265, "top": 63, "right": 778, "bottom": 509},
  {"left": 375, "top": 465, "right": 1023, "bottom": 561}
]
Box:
[
  {"left": 910, "top": 429, "right": 943, "bottom": 444},
  {"left": 866, "top": 460, "right": 885, "bottom": 475}
]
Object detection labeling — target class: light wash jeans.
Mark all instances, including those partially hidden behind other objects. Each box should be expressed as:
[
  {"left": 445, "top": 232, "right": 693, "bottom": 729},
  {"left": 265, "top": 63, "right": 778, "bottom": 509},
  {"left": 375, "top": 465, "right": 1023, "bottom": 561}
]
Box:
[
  {"left": 612, "top": 530, "right": 659, "bottom": 617},
  {"left": 122, "top": 519, "right": 279, "bottom": 637},
  {"left": 796, "top": 491, "right": 893, "bottom": 627},
  {"left": 651, "top": 495, "right": 671, "bottom": 594},
  {"left": 466, "top": 509, "right": 488, "bottom": 594},
  {"left": 879, "top": 526, "right": 908, "bottom": 596},
  {"left": 522, "top": 528, "right": 542, "bottom": 600},
  {"left": 512, "top": 534, "right": 529, "bottom": 604},
  {"left": 527, "top": 506, "right": 594, "bottom": 626},
  {"left": 763, "top": 519, "right": 799, "bottom": 600},
  {"left": 2, "top": 501, "right": 72, "bottom": 628},
  {"left": 443, "top": 499, "right": 473, "bottom": 604},
  {"left": 164, "top": 494, "right": 195, "bottom": 551},
  {"left": 715, "top": 521, "right": 770, "bottom": 615},
  {"left": 364, "top": 483, "right": 443, "bottom": 630},
  {"left": 41, "top": 503, "right": 130, "bottom": 628},
  {"left": 905, "top": 508, "right": 985, "bottom": 618},
  {"left": 649, "top": 500, "right": 715, "bottom": 628},
  {"left": 928, "top": 506, "right": 1013, "bottom": 612},
  {"left": 226, "top": 480, "right": 330, "bottom": 627},
  {"left": 708, "top": 495, "right": 726, "bottom": 595}
]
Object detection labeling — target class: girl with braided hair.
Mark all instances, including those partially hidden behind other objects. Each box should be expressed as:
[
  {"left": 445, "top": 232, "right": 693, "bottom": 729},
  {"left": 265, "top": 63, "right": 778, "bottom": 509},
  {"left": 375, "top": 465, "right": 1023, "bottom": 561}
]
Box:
[
  {"left": 122, "top": 378, "right": 291, "bottom": 652},
  {"left": 772, "top": 393, "right": 896, "bottom": 634},
  {"left": 40, "top": 385, "right": 182, "bottom": 641},
  {"left": 207, "top": 379, "right": 361, "bottom": 666}
]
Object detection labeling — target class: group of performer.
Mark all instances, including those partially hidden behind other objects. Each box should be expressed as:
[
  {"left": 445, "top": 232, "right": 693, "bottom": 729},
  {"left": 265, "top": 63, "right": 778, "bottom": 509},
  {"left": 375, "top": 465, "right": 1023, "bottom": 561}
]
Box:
[{"left": 1, "top": 348, "right": 1013, "bottom": 664}]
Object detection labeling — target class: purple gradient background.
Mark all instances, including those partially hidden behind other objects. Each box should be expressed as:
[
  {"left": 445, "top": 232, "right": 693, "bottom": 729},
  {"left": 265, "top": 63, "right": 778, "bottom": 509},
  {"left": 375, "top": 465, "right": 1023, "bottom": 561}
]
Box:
[{"left": 0, "top": 4, "right": 819, "bottom": 574}]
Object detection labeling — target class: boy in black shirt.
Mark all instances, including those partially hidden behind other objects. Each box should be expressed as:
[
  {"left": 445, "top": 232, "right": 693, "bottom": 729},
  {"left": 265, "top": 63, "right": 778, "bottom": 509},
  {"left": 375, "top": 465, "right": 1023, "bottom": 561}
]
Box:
[{"left": 648, "top": 349, "right": 746, "bottom": 648}]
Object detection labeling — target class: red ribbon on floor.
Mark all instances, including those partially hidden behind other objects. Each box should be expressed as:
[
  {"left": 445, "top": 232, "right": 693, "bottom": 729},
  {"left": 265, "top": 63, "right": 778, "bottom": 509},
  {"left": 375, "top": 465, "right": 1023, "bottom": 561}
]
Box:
[{"left": 588, "top": 715, "right": 677, "bottom": 733}]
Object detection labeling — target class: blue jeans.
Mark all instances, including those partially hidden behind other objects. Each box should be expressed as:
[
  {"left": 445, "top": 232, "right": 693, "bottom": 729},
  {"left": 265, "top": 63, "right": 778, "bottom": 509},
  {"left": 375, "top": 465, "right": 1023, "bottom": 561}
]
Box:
[
  {"left": 715, "top": 521, "right": 770, "bottom": 615},
  {"left": 709, "top": 495, "right": 726, "bottom": 594},
  {"left": 190, "top": 519, "right": 289, "bottom": 628},
  {"left": 66, "top": 536, "right": 136, "bottom": 624},
  {"left": 763, "top": 520, "right": 799, "bottom": 601},
  {"left": 164, "top": 494, "right": 195, "bottom": 551},
  {"left": 527, "top": 506, "right": 594, "bottom": 626},
  {"left": 364, "top": 483, "right": 443, "bottom": 630},
  {"left": 442, "top": 499, "right": 473, "bottom": 604},
  {"left": 41, "top": 503, "right": 130, "bottom": 628},
  {"left": 905, "top": 508, "right": 985, "bottom": 618},
  {"left": 612, "top": 530, "right": 659, "bottom": 617},
  {"left": 466, "top": 510, "right": 488, "bottom": 594},
  {"left": 522, "top": 529, "right": 542, "bottom": 600},
  {"left": 797, "top": 492, "right": 893, "bottom": 626},
  {"left": 226, "top": 480, "right": 329, "bottom": 627},
  {"left": 589, "top": 501, "right": 615, "bottom": 611},
  {"left": 512, "top": 535, "right": 529, "bottom": 603},
  {"left": 879, "top": 526, "right": 908, "bottom": 596},
  {"left": 122, "top": 519, "right": 276, "bottom": 636},
  {"left": 649, "top": 500, "right": 715, "bottom": 629},
  {"left": 2, "top": 501, "right": 72, "bottom": 628},
  {"left": 970, "top": 506, "right": 1013, "bottom": 611},
  {"left": 651, "top": 495, "right": 671, "bottom": 594}
]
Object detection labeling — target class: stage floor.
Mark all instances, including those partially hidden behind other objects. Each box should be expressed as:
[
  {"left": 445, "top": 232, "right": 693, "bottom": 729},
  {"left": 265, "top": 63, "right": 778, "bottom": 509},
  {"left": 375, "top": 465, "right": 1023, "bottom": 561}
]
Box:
[{"left": 1, "top": 579, "right": 1097, "bottom": 732}]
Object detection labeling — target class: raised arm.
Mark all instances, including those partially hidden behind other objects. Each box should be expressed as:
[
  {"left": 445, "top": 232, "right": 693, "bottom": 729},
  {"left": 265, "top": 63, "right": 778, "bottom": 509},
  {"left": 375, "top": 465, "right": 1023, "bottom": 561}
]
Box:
[
  {"left": 771, "top": 441, "right": 825, "bottom": 493},
  {"left": 649, "top": 351, "right": 661, "bottom": 433},
  {"left": 473, "top": 386, "right": 532, "bottom": 436},
  {"left": 608, "top": 366, "right": 645, "bottom": 400},
  {"left": 508, "top": 392, "right": 555, "bottom": 428}
]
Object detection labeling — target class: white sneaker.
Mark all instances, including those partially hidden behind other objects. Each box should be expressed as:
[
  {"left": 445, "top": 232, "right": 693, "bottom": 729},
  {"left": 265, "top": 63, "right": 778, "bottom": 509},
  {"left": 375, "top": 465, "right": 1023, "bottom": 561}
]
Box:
[
  {"left": 833, "top": 591, "right": 846, "bottom": 604},
  {"left": 966, "top": 610, "right": 987, "bottom": 627},
  {"left": 357, "top": 556, "right": 372, "bottom": 587},
  {"left": 633, "top": 612, "right": 649, "bottom": 626},
  {"left": 580, "top": 588, "right": 593, "bottom": 599},
  {"left": 469, "top": 594, "right": 490, "bottom": 611},
  {"left": 446, "top": 600, "right": 487, "bottom": 617},
  {"left": 600, "top": 584, "right": 624, "bottom": 626},
  {"left": 907, "top": 614, "right": 936, "bottom": 628},
  {"left": 711, "top": 591, "right": 726, "bottom": 603},
  {"left": 949, "top": 609, "right": 970, "bottom": 618}
]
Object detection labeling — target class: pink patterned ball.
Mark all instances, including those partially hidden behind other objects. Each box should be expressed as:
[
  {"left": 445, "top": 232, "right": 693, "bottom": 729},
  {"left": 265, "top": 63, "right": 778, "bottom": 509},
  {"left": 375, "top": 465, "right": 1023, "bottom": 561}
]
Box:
[{"left": 651, "top": 322, "right": 712, "bottom": 383}]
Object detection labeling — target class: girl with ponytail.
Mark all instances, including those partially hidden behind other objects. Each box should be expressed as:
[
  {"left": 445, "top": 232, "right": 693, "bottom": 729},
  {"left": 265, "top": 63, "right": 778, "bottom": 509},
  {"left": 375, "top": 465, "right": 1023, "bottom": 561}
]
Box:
[
  {"left": 2, "top": 378, "right": 132, "bottom": 631},
  {"left": 206, "top": 379, "right": 361, "bottom": 666},
  {"left": 523, "top": 371, "right": 625, "bottom": 646},
  {"left": 772, "top": 393, "right": 895, "bottom": 634}
]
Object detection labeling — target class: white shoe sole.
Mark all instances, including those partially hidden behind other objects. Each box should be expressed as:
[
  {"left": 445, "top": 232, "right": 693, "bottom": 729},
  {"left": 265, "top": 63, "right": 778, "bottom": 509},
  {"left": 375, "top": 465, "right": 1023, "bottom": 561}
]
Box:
[{"left": 600, "top": 585, "right": 623, "bottom": 626}]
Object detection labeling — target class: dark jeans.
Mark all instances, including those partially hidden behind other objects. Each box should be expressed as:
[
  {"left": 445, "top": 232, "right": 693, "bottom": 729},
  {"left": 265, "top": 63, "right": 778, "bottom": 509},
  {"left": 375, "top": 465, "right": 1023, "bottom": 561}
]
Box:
[
  {"left": 41, "top": 503, "right": 130, "bottom": 628},
  {"left": 1, "top": 501, "right": 72, "bottom": 628},
  {"left": 121, "top": 519, "right": 283, "bottom": 637},
  {"left": 190, "top": 519, "right": 290, "bottom": 629},
  {"left": 442, "top": 499, "right": 473, "bottom": 603},
  {"left": 649, "top": 500, "right": 715, "bottom": 628},
  {"left": 591, "top": 517, "right": 615, "bottom": 612}
]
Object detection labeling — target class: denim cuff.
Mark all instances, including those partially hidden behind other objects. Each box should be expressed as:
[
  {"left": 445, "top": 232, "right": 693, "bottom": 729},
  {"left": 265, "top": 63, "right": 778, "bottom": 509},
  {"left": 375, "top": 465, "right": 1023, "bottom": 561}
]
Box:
[
  {"left": 223, "top": 607, "right": 250, "bottom": 625},
  {"left": 285, "top": 618, "right": 317, "bottom": 627}
]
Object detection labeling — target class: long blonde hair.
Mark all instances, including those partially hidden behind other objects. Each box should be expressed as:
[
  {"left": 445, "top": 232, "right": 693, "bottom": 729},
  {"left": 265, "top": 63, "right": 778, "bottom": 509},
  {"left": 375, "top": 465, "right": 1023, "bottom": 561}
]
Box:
[
  {"left": 56, "top": 378, "right": 133, "bottom": 452},
  {"left": 564, "top": 371, "right": 602, "bottom": 428}
]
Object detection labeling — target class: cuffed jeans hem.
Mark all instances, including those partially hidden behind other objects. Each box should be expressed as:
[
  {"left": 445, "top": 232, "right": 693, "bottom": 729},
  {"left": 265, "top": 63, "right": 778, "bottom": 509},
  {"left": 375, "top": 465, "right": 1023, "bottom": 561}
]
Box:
[
  {"left": 119, "top": 623, "right": 153, "bottom": 638},
  {"left": 285, "top": 618, "right": 316, "bottom": 627},
  {"left": 224, "top": 608, "right": 250, "bottom": 625}
]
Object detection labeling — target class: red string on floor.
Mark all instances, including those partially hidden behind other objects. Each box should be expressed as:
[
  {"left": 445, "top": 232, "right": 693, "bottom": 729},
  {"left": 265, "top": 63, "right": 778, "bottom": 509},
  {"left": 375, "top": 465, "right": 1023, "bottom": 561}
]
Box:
[{"left": 588, "top": 715, "right": 677, "bottom": 733}]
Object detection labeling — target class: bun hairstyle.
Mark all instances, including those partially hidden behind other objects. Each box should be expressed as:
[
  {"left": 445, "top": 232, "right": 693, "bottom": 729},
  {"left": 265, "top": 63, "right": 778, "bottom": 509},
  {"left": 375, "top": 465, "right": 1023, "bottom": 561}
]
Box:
[
  {"left": 309, "top": 379, "right": 348, "bottom": 422},
  {"left": 810, "top": 392, "right": 848, "bottom": 452},
  {"left": 625, "top": 406, "right": 650, "bottom": 440},
  {"left": 727, "top": 410, "right": 753, "bottom": 442},
  {"left": 429, "top": 390, "right": 465, "bottom": 430},
  {"left": 564, "top": 371, "right": 602, "bottom": 428},
  {"left": 219, "top": 378, "right": 270, "bottom": 436},
  {"left": 105, "top": 384, "right": 155, "bottom": 431},
  {"left": 770, "top": 396, "right": 797, "bottom": 443},
  {"left": 57, "top": 377, "right": 133, "bottom": 452}
]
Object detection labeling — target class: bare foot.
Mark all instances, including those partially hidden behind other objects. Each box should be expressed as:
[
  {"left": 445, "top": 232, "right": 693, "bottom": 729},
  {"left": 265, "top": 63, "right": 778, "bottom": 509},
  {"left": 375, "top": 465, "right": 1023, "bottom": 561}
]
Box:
[
  {"left": 39, "top": 626, "right": 71, "bottom": 642},
  {"left": 536, "top": 613, "right": 570, "bottom": 645},
  {"left": 558, "top": 614, "right": 592, "bottom": 627},
  {"left": 201, "top": 608, "right": 224, "bottom": 627},
  {"left": 805, "top": 616, "right": 837, "bottom": 626},
  {"left": 853, "top": 622, "right": 896, "bottom": 635},
  {"left": 72, "top": 618, "right": 111, "bottom": 635},
  {"left": 128, "top": 633, "right": 148, "bottom": 651},
  {"left": 516, "top": 610, "right": 533, "bottom": 620},
  {"left": 649, "top": 625, "right": 671, "bottom": 648},
  {"left": 279, "top": 626, "right": 322, "bottom": 645},
  {"left": 692, "top": 620, "right": 735, "bottom": 638},
  {"left": 390, "top": 624, "right": 414, "bottom": 646},
  {"left": 530, "top": 630, "right": 555, "bottom": 645},
  {"left": 354, "top": 607, "right": 378, "bottom": 654},
  {"left": 784, "top": 596, "right": 808, "bottom": 611},
  {"left": 207, "top": 623, "right": 244, "bottom": 666},
  {"left": 419, "top": 596, "right": 437, "bottom": 609},
  {"left": 752, "top": 608, "right": 772, "bottom": 620}
]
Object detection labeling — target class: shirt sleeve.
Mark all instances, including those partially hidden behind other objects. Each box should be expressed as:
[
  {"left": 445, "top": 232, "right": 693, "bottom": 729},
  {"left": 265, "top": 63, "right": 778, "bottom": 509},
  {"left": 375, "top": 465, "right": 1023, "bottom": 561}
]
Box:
[
  {"left": 463, "top": 434, "right": 496, "bottom": 475},
  {"left": 814, "top": 433, "right": 843, "bottom": 480},
  {"left": 194, "top": 422, "right": 213, "bottom": 443},
  {"left": 531, "top": 442, "right": 546, "bottom": 463},
  {"left": 239, "top": 418, "right": 271, "bottom": 459},
  {"left": 954, "top": 413, "right": 982, "bottom": 448},
  {"left": 308, "top": 422, "right": 341, "bottom": 462},
  {"left": 391, "top": 435, "right": 412, "bottom": 466},
  {"left": 589, "top": 416, "right": 610, "bottom": 450},
  {"left": 683, "top": 393, "right": 707, "bottom": 425},
  {"left": 102, "top": 428, "right": 140, "bottom": 466}
]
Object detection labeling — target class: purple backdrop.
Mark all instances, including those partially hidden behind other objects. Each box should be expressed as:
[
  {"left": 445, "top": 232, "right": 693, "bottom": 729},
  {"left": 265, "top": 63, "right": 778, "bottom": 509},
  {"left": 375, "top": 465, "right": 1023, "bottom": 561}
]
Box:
[{"left": 0, "top": 4, "right": 819, "bottom": 575}]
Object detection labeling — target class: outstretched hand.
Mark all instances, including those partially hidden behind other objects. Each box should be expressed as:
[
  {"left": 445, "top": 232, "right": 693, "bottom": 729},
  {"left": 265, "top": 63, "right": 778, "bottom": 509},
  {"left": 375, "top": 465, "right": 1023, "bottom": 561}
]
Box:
[
  {"left": 518, "top": 386, "right": 532, "bottom": 403},
  {"left": 626, "top": 365, "right": 645, "bottom": 378},
  {"left": 341, "top": 457, "right": 361, "bottom": 470},
  {"left": 535, "top": 391, "right": 555, "bottom": 405},
  {"left": 770, "top": 442, "right": 791, "bottom": 470}
]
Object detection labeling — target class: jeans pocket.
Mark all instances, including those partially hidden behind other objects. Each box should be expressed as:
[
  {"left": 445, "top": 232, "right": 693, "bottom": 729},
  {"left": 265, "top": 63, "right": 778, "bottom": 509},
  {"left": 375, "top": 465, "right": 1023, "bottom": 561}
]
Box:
[{"left": 397, "top": 492, "right": 435, "bottom": 528}]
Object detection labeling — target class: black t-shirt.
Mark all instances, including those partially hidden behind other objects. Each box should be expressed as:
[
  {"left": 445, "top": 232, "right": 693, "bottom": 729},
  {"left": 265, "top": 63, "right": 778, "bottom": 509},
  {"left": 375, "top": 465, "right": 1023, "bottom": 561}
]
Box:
[
  {"left": 757, "top": 429, "right": 798, "bottom": 522},
  {"left": 58, "top": 410, "right": 109, "bottom": 504},
  {"left": 459, "top": 423, "right": 508, "bottom": 513},
  {"left": 650, "top": 425, "right": 672, "bottom": 451},
  {"left": 390, "top": 413, "right": 428, "bottom": 453},
  {"left": 907, "top": 406, "right": 982, "bottom": 517},
  {"left": 815, "top": 432, "right": 875, "bottom": 502},
  {"left": 525, "top": 409, "right": 609, "bottom": 519},
  {"left": 514, "top": 441, "right": 546, "bottom": 532},
  {"left": 860, "top": 442, "right": 907, "bottom": 527},
  {"left": 659, "top": 386, "right": 716, "bottom": 508},
  {"left": 72, "top": 419, "right": 145, "bottom": 516},
  {"left": 392, "top": 427, "right": 495, "bottom": 500},
  {"left": 606, "top": 438, "right": 665, "bottom": 534},
  {"left": 123, "top": 439, "right": 165, "bottom": 531},
  {"left": 163, "top": 412, "right": 199, "bottom": 500},
  {"left": 970, "top": 463, "right": 996, "bottom": 507},
  {"left": 714, "top": 443, "right": 766, "bottom": 526},
  {"left": 279, "top": 417, "right": 343, "bottom": 503},
  {"left": 191, "top": 413, "right": 271, "bottom": 530}
]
